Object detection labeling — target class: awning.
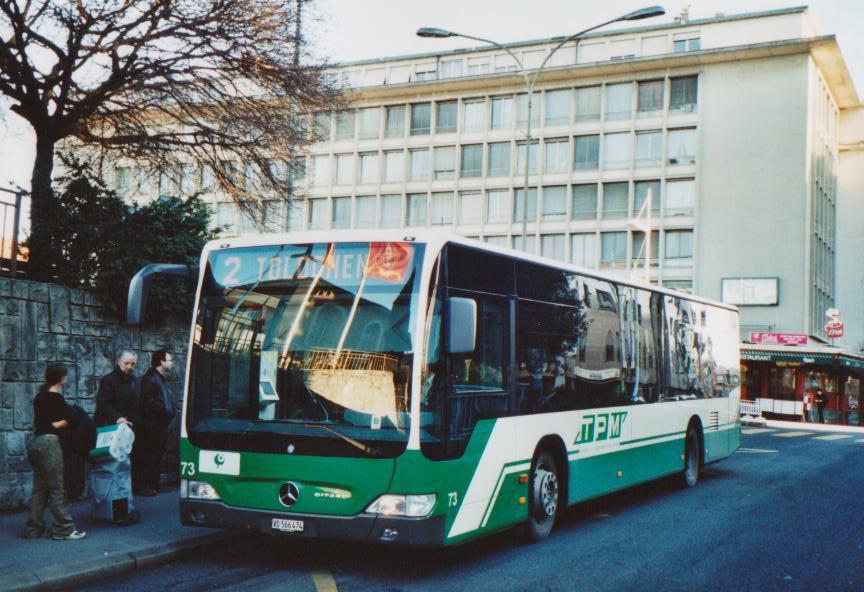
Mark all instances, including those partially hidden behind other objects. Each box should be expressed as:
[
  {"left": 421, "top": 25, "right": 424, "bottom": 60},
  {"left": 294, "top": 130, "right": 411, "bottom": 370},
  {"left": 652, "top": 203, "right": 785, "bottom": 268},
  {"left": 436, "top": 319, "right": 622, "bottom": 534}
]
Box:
[
  {"left": 740, "top": 350, "right": 834, "bottom": 364},
  {"left": 840, "top": 357, "right": 864, "bottom": 370}
]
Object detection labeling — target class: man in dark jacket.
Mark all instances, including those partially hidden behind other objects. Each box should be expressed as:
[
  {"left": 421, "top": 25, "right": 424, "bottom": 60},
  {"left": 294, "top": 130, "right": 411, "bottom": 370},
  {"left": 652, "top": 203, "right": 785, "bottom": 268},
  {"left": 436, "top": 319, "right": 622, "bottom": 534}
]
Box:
[
  {"left": 95, "top": 350, "right": 145, "bottom": 491},
  {"left": 139, "top": 350, "right": 176, "bottom": 494}
]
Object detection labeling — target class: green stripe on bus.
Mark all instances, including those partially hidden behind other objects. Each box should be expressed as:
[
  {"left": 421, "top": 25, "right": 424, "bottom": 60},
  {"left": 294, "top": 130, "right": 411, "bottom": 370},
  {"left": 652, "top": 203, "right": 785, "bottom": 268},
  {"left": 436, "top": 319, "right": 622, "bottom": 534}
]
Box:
[{"left": 622, "top": 430, "right": 686, "bottom": 445}]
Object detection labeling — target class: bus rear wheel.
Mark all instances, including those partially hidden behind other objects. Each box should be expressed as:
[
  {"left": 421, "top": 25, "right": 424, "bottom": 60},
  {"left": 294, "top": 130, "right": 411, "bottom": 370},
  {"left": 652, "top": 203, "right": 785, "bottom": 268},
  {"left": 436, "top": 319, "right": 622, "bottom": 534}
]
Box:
[
  {"left": 525, "top": 450, "right": 559, "bottom": 542},
  {"left": 682, "top": 426, "right": 701, "bottom": 488}
]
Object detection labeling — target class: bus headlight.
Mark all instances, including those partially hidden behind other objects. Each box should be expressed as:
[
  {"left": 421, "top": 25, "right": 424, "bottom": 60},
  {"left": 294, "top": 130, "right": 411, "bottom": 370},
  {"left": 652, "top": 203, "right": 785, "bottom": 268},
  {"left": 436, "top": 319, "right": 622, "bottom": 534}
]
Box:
[
  {"left": 181, "top": 479, "right": 221, "bottom": 500},
  {"left": 365, "top": 494, "right": 436, "bottom": 517}
]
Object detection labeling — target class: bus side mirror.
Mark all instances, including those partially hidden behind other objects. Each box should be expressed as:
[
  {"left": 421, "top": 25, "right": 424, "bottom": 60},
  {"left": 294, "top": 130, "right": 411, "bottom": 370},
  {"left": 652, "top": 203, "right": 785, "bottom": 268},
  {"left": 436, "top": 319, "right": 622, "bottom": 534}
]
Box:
[
  {"left": 127, "top": 264, "right": 199, "bottom": 326},
  {"left": 446, "top": 297, "right": 477, "bottom": 355}
]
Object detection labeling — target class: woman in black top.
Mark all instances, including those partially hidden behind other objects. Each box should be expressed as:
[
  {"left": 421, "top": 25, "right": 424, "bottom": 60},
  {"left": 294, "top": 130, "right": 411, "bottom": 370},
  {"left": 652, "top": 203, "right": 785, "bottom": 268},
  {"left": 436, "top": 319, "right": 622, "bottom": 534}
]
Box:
[{"left": 21, "top": 364, "right": 86, "bottom": 540}]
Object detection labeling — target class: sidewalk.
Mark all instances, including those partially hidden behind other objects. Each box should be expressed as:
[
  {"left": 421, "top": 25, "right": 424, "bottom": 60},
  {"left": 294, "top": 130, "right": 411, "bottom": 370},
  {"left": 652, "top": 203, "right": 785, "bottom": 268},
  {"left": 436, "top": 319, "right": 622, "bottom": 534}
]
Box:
[
  {"left": 0, "top": 490, "right": 239, "bottom": 592},
  {"left": 741, "top": 416, "right": 864, "bottom": 433}
]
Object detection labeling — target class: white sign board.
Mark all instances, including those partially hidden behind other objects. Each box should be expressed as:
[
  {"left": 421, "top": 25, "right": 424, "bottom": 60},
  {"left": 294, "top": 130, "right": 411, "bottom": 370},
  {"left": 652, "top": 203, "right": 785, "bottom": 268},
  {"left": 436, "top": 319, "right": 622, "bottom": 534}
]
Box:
[{"left": 721, "top": 278, "right": 778, "bottom": 306}]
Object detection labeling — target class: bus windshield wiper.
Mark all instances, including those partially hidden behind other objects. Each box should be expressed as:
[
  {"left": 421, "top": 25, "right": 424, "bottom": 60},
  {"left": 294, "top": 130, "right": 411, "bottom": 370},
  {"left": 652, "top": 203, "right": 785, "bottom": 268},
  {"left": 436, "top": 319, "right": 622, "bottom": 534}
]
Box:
[{"left": 281, "top": 420, "right": 382, "bottom": 457}]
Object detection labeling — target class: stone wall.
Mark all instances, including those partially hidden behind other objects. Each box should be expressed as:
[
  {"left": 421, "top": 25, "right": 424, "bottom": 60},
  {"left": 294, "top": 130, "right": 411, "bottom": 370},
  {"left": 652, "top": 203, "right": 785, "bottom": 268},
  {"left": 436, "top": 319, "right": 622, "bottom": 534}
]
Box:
[{"left": 0, "top": 278, "right": 189, "bottom": 510}]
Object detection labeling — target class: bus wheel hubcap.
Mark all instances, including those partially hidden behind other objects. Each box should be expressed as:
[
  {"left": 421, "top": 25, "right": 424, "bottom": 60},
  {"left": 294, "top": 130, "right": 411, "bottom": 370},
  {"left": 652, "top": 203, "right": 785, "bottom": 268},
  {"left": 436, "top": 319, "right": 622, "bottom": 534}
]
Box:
[{"left": 535, "top": 467, "right": 558, "bottom": 518}]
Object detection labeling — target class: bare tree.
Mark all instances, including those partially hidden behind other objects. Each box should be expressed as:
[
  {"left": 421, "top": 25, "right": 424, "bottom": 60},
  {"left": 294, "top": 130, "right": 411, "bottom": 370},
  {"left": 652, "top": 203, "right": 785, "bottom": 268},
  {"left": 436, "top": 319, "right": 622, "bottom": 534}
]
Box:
[{"left": 0, "top": 0, "right": 341, "bottom": 279}]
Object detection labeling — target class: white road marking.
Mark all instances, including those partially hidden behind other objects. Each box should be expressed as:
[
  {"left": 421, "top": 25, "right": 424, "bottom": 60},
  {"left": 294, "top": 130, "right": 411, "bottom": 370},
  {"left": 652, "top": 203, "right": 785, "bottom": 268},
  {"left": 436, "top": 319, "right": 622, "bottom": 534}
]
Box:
[
  {"left": 742, "top": 428, "right": 775, "bottom": 435},
  {"left": 772, "top": 431, "right": 812, "bottom": 438},
  {"left": 812, "top": 434, "right": 853, "bottom": 441},
  {"left": 311, "top": 570, "right": 339, "bottom": 592},
  {"left": 737, "top": 448, "right": 778, "bottom": 453}
]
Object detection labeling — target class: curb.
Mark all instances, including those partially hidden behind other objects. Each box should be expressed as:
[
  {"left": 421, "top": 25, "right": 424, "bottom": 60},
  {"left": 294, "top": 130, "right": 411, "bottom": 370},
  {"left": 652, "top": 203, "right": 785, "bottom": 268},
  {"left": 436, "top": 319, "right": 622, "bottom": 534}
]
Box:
[{"left": 0, "top": 530, "right": 241, "bottom": 592}]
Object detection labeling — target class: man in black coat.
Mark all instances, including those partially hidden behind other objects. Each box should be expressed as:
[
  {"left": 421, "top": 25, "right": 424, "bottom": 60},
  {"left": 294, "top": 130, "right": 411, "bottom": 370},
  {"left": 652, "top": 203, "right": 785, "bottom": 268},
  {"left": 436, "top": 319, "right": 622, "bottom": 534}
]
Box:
[
  {"left": 95, "top": 350, "right": 145, "bottom": 491},
  {"left": 139, "top": 350, "right": 176, "bottom": 494}
]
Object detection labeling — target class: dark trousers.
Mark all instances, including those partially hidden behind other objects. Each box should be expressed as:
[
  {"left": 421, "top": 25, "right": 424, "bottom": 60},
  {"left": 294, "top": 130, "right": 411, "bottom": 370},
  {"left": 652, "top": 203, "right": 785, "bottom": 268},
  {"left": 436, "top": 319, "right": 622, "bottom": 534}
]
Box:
[
  {"left": 23, "top": 435, "right": 76, "bottom": 537},
  {"left": 136, "top": 427, "right": 168, "bottom": 491}
]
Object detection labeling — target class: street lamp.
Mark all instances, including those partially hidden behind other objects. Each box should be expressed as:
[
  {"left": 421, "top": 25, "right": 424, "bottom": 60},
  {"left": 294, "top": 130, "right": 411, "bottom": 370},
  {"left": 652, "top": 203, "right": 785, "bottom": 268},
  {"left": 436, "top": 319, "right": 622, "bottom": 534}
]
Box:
[{"left": 418, "top": 6, "right": 665, "bottom": 253}]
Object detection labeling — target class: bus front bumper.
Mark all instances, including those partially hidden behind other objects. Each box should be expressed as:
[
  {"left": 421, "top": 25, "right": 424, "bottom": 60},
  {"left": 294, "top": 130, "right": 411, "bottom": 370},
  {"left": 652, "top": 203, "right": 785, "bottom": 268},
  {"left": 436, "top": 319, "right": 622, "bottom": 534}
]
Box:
[{"left": 180, "top": 499, "right": 446, "bottom": 546}]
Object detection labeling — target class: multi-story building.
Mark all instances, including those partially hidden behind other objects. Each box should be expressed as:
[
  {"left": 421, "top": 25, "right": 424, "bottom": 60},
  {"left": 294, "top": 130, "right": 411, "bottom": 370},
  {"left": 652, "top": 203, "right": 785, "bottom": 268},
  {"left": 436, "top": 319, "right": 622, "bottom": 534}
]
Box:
[{"left": 110, "top": 7, "right": 862, "bottom": 347}]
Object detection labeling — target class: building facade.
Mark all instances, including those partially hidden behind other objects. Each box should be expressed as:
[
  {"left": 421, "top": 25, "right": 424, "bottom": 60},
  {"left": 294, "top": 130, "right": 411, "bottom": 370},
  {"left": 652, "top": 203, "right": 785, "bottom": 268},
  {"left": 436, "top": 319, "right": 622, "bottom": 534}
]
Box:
[{"left": 110, "top": 7, "right": 862, "bottom": 350}]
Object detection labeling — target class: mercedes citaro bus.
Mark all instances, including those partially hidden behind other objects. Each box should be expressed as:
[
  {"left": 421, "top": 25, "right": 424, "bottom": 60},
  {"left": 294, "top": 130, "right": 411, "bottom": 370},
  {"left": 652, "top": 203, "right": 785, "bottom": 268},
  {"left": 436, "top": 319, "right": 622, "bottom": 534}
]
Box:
[{"left": 127, "top": 230, "right": 740, "bottom": 546}]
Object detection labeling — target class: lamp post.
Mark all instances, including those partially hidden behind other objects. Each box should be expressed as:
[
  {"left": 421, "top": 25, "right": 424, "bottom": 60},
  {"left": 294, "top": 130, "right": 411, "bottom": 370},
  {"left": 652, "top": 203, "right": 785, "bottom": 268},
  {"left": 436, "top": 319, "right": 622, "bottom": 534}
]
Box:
[{"left": 418, "top": 6, "right": 665, "bottom": 253}]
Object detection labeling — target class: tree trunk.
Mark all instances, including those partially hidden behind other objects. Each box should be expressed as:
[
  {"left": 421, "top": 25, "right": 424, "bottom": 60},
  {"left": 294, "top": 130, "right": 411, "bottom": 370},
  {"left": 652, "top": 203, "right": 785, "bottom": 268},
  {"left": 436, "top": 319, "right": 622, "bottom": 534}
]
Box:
[{"left": 27, "top": 133, "right": 57, "bottom": 281}]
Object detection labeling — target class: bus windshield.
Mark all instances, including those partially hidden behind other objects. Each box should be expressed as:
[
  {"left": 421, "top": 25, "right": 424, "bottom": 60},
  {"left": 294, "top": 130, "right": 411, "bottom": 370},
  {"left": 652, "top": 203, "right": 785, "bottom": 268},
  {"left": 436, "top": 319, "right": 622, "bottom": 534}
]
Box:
[{"left": 187, "top": 241, "right": 425, "bottom": 458}]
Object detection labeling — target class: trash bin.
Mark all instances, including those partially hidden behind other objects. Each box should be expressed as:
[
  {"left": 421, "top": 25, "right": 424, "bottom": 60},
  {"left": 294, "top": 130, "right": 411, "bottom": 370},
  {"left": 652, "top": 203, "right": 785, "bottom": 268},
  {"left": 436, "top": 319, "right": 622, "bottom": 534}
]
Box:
[{"left": 89, "top": 424, "right": 137, "bottom": 524}]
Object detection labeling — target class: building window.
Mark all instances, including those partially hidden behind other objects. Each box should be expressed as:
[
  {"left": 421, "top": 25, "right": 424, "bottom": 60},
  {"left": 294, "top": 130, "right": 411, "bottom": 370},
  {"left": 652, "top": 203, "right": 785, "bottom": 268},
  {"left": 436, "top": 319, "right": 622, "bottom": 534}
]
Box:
[
  {"left": 574, "top": 135, "right": 599, "bottom": 170},
  {"left": 602, "top": 182, "right": 628, "bottom": 220},
  {"left": 440, "top": 59, "right": 463, "bottom": 79},
  {"left": 486, "top": 190, "right": 510, "bottom": 224},
  {"left": 407, "top": 193, "right": 428, "bottom": 227},
  {"left": 433, "top": 146, "right": 456, "bottom": 180},
  {"left": 637, "top": 80, "right": 664, "bottom": 115},
  {"left": 334, "top": 111, "right": 355, "bottom": 140},
  {"left": 463, "top": 99, "right": 487, "bottom": 132},
  {"left": 544, "top": 138, "right": 569, "bottom": 173},
  {"left": 384, "top": 150, "right": 405, "bottom": 183},
  {"left": 603, "top": 132, "right": 631, "bottom": 170},
  {"left": 485, "top": 236, "right": 508, "bottom": 247},
  {"left": 572, "top": 184, "right": 597, "bottom": 220},
  {"left": 355, "top": 195, "right": 376, "bottom": 228},
  {"left": 436, "top": 101, "right": 458, "bottom": 134},
  {"left": 410, "top": 149, "right": 429, "bottom": 181},
  {"left": 600, "top": 232, "right": 627, "bottom": 268},
  {"left": 516, "top": 140, "right": 539, "bottom": 174},
  {"left": 385, "top": 106, "right": 406, "bottom": 138},
  {"left": 541, "top": 234, "right": 565, "bottom": 260},
  {"left": 495, "top": 54, "right": 518, "bottom": 73},
  {"left": 544, "top": 89, "right": 571, "bottom": 126},
  {"left": 331, "top": 196, "right": 351, "bottom": 229},
  {"left": 359, "top": 152, "right": 379, "bottom": 184},
  {"left": 631, "top": 231, "right": 659, "bottom": 266},
  {"left": 430, "top": 192, "right": 454, "bottom": 225},
  {"left": 491, "top": 96, "right": 513, "bottom": 129},
  {"left": 459, "top": 191, "right": 482, "bottom": 224},
  {"left": 610, "top": 38, "right": 636, "bottom": 60},
  {"left": 575, "top": 86, "right": 601, "bottom": 122},
  {"left": 487, "top": 142, "right": 511, "bottom": 177},
  {"left": 664, "top": 230, "right": 694, "bottom": 263},
  {"left": 335, "top": 154, "right": 354, "bottom": 186},
  {"left": 673, "top": 35, "right": 700, "bottom": 53},
  {"left": 668, "top": 128, "right": 696, "bottom": 165},
  {"left": 635, "top": 131, "right": 663, "bottom": 167},
  {"left": 664, "top": 280, "right": 693, "bottom": 293},
  {"left": 670, "top": 75, "right": 698, "bottom": 113},
  {"left": 512, "top": 235, "right": 537, "bottom": 254},
  {"left": 542, "top": 186, "right": 567, "bottom": 221},
  {"left": 634, "top": 180, "right": 661, "bottom": 216},
  {"left": 468, "top": 57, "right": 491, "bottom": 75},
  {"left": 286, "top": 199, "right": 305, "bottom": 231},
  {"left": 314, "top": 113, "right": 331, "bottom": 141},
  {"left": 415, "top": 63, "right": 436, "bottom": 81},
  {"left": 460, "top": 144, "right": 483, "bottom": 178},
  {"left": 357, "top": 108, "right": 380, "bottom": 139},
  {"left": 513, "top": 188, "right": 537, "bottom": 223},
  {"left": 308, "top": 198, "right": 328, "bottom": 229},
  {"left": 380, "top": 194, "right": 402, "bottom": 227},
  {"left": 666, "top": 179, "right": 695, "bottom": 216},
  {"left": 604, "top": 83, "right": 632, "bottom": 121},
  {"left": 571, "top": 233, "right": 596, "bottom": 268},
  {"left": 410, "top": 103, "right": 431, "bottom": 135},
  {"left": 641, "top": 35, "right": 667, "bottom": 56},
  {"left": 516, "top": 93, "right": 540, "bottom": 128},
  {"left": 312, "top": 155, "right": 331, "bottom": 187}
]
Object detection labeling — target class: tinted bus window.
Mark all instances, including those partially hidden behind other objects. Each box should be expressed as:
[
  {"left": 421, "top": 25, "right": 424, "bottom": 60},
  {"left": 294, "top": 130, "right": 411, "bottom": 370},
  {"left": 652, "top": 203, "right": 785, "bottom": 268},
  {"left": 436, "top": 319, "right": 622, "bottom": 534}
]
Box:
[
  {"left": 515, "top": 261, "right": 581, "bottom": 305},
  {"left": 447, "top": 244, "right": 514, "bottom": 295}
]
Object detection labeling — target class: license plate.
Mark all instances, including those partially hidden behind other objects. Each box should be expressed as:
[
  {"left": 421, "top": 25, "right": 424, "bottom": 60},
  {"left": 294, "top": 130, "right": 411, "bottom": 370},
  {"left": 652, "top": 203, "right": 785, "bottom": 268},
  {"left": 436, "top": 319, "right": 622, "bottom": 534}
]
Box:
[{"left": 271, "top": 518, "right": 304, "bottom": 533}]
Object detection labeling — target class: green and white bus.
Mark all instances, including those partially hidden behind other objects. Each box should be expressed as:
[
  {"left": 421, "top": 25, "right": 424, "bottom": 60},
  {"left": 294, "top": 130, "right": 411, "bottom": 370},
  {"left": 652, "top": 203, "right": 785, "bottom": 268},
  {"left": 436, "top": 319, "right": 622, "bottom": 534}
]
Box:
[{"left": 129, "top": 230, "right": 740, "bottom": 546}]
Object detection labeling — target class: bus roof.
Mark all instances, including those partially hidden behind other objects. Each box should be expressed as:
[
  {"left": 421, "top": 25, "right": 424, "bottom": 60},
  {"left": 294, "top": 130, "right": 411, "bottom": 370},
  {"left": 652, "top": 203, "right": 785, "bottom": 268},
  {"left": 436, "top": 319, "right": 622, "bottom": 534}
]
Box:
[{"left": 203, "top": 230, "right": 738, "bottom": 313}]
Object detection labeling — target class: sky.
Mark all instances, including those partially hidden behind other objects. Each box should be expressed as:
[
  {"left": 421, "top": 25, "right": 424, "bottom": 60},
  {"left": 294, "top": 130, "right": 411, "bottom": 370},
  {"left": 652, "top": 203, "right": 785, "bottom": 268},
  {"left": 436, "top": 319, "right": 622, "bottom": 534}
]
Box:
[{"left": 1, "top": 0, "right": 862, "bottom": 203}]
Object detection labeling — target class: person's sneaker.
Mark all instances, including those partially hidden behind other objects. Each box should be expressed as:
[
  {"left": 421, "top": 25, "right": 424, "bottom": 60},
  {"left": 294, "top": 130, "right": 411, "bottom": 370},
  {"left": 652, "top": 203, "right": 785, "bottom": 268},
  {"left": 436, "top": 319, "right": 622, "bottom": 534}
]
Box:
[
  {"left": 137, "top": 488, "right": 157, "bottom": 497},
  {"left": 52, "top": 530, "right": 86, "bottom": 541}
]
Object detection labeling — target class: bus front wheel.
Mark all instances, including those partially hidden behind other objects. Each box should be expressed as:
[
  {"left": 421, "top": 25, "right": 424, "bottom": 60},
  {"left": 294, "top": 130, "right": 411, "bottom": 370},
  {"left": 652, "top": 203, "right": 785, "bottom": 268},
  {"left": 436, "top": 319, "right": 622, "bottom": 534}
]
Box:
[
  {"left": 525, "top": 450, "right": 559, "bottom": 542},
  {"left": 682, "top": 425, "right": 701, "bottom": 488}
]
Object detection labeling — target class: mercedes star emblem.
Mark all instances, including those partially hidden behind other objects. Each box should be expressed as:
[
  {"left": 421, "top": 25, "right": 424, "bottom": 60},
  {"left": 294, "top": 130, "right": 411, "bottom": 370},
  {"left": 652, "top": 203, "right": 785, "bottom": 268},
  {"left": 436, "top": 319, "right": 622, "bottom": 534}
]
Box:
[{"left": 279, "top": 482, "right": 300, "bottom": 507}]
